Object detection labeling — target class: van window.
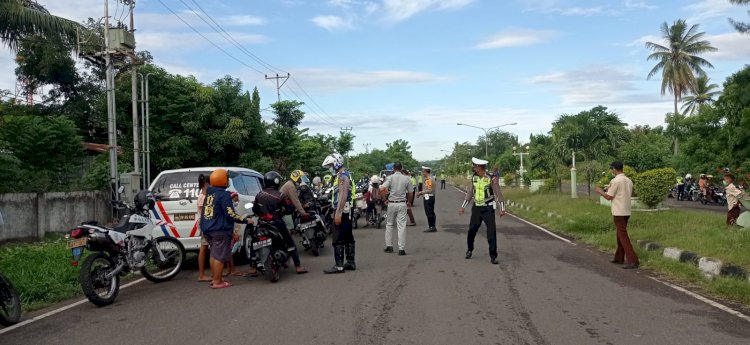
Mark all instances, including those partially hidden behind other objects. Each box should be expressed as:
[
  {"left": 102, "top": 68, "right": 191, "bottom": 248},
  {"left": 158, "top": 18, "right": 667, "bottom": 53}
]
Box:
[
  {"left": 230, "top": 173, "right": 248, "bottom": 195},
  {"left": 243, "top": 175, "right": 262, "bottom": 196},
  {"left": 152, "top": 171, "right": 207, "bottom": 201}
]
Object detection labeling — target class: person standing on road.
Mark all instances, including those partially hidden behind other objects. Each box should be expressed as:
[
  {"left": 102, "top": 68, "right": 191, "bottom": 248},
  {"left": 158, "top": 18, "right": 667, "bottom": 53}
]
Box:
[
  {"left": 196, "top": 174, "right": 211, "bottom": 282},
  {"left": 405, "top": 170, "right": 417, "bottom": 226},
  {"left": 322, "top": 153, "right": 357, "bottom": 273},
  {"left": 418, "top": 166, "right": 437, "bottom": 233},
  {"left": 200, "top": 169, "right": 254, "bottom": 289},
  {"left": 440, "top": 172, "right": 446, "bottom": 190},
  {"left": 381, "top": 162, "right": 414, "bottom": 255},
  {"left": 724, "top": 173, "right": 745, "bottom": 226},
  {"left": 459, "top": 158, "right": 505, "bottom": 265},
  {"left": 595, "top": 161, "right": 639, "bottom": 269},
  {"left": 280, "top": 169, "right": 310, "bottom": 230},
  {"left": 417, "top": 172, "right": 424, "bottom": 194}
]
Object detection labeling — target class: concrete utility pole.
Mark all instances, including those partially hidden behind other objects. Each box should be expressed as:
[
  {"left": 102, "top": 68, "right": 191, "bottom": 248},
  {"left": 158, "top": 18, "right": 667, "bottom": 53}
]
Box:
[
  {"left": 265, "top": 73, "right": 290, "bottom": 103},
  {"left": 130, "top": 0, "right": 139, "bottom": 178},
  {"left": 341, "top": 127, "right": 353, "bottom": 133},
  {"left": 104, "top": 0, "right": 119, "bottom": 201},
  {"left": 513, "top": 145, "right": 529, "bottom": 188},
  {"left": 363, "top": 143, "right": 371, "bottom": 154}
]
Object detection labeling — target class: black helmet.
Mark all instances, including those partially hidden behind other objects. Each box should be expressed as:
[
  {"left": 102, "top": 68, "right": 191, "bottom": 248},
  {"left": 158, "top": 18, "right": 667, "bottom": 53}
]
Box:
[{"left": 264, "top": 171, "right": 282, "bottom": 189}]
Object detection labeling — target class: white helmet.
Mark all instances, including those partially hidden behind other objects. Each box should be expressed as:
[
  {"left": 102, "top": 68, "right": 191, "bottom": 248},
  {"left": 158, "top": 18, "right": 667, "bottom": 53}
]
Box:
[
  {"left": 370, "top": 175, "right": 381, "bottom": 184},
  {"left": 312, "top": 176, "right": 321, "bottom": 185},
  {"left": 322, "top": 152, "right": 345, "bottom": 170},
  {"left": 685, "top": 174, "right": 692, "bottom": 180}
]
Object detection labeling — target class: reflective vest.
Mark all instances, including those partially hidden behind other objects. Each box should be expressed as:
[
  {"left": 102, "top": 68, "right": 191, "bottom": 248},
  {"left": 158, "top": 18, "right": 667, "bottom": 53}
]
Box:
[
  {"left": 440, "top": 173, "right": 445, "bottom": 180},
  {"left": 410, "top": 176, "right": 417, "bottom": 189},
  {"left": 418, "top": 175, "right": 424, "bottom": 184},
  {"left": 472, "top": 175, "right": 494, "bottom": 205},
  {"left": 332, "top": 171, "right": 355, "bottom": 208}
]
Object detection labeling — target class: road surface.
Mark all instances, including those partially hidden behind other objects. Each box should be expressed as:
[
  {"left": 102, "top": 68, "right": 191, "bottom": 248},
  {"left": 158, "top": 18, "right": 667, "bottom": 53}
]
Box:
[{"left": 2, "top": 186, "right": 749, "bottom": 345}]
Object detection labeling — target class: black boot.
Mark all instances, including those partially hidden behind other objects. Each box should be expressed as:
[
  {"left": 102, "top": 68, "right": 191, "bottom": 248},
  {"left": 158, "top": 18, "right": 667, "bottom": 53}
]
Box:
[
  {"left": 344, "top": 244, "right": 357, "bottom": 271},
  {"left": 324, "top": 245, "right": 346, "bottom": 274}
]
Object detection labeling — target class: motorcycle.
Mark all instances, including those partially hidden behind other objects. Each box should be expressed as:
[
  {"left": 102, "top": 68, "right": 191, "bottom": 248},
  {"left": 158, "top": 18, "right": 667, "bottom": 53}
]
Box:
[
  {"left": 698, "top": 186, "right": 728, "bottom": 206},
  {"left": 67, "top": 190, "right": 186, "bottom": 306},
  {"left": 683, "top": 182, "right": 699, "bottom": 201},
  {"left": 245, "top": 215, "right": 291, "bottom": 283},
  {"left": 0, "top": 271, "right": 21, "bottom": 326},
  {"left": 295, "top": 211, "right": 327, "bottom": 256}
]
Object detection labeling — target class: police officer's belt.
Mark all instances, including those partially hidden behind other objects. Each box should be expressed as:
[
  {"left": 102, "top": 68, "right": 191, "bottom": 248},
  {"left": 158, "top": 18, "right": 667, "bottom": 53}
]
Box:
[{"left": 389, "top": 200, "right": 406, "bottom": 203}]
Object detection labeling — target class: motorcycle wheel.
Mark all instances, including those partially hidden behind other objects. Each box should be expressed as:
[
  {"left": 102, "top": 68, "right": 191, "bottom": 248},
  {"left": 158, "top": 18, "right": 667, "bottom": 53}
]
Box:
[
  {"left": 376, "top": 215, "right": 383, "bottom": 229},
  {"left": 353, "top": 213, "right": 359, "bottom": 229},
  {"left": 311, "top": 244, "right": 320, "bottom": 257},
  {"left": 141, "top": 237, "right": 185, "bottom": 283},
  {"left": 80, "top": 252, "right": 119, "bottom": 307},
  {"left": 0, "top": 272, "right": 21, "bottom": 326}
]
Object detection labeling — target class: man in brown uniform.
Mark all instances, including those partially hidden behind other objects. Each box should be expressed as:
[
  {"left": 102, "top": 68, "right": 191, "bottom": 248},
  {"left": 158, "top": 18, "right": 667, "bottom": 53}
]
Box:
[
  {"left": 596, "top": 161, "right": 639, "bottom": 269},
  {"left": 724, "top": 173, "right": 745, "bottom": 226}
]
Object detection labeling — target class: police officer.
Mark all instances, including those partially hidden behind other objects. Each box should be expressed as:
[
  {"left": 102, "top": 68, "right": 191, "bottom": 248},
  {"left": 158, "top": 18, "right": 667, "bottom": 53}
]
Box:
[
  {"left": 417, "top": 172, "right": 424, "bottom": 194},
  {"left": 404, "top": 170, "right": 417, "bottom": 225},
  {"left": 418, "top": 166, "right": 437, "bottom": 233},
  {"left": 322, "top": 153, "right": 356, "bottom": 273},
  {"left": 440, "top": 171, "right": 446, "bottom": 190},
  {"left": 459, "top": 158, "right": 506, "bottom": 265}
]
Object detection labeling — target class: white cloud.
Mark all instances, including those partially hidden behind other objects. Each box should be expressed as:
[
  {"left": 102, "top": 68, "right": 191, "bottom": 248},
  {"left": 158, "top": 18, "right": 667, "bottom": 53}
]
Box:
[
  {"left": 291, "top": 68, "right": 448, "bottom": 91},
  {"left": 558, "top": 7, "right": 604, "bottom": 16},
  {"left": 623, "top": 0, "right": 657, "bottom": 10},
  {"left": 221, "top": 15, "right": 268, "bottom": 26},
  {"left": 311, "top": 15, "right": 355, "bottom": 31},
  {"left": 475, "top": 29, "right": 560, "bottom": 49},
  {"left": 685, "top": 0, "right": 736, "bottom": 22},
  {"left": 381, "top": 0, "right": 475, "bottom": 21}
]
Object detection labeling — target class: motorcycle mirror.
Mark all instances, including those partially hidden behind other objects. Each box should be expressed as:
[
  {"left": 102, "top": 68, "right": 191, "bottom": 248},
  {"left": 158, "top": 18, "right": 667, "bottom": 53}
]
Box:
[{"left": 118, "top": 185, "right": 125, "bottom": 194}]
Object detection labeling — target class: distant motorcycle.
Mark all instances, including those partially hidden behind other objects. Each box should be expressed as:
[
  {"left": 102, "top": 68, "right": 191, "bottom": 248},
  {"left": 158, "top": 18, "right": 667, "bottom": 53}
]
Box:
[
  {"left": 67, "top": 190, "right": 185, "bottom": 306},
  {"left": 0, "top": 271, "right": 21, "bottom": 326},
  {"left": 295, "top": 211, "right": 327, "bottom": 256},
  {"left": 698, "top": 186, "right": 727, "bottom": 206}
]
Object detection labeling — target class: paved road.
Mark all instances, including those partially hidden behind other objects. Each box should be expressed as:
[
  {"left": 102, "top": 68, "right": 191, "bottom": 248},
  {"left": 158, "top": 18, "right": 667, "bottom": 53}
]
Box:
[{"left": 2, "top": 186, "right": 750, "bottom": 345}]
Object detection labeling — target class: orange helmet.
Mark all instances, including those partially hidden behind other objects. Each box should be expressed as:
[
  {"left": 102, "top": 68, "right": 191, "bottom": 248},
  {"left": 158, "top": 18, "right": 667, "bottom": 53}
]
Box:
[{"left": 210, "top": 169, "right": 229, "bottom": 188}]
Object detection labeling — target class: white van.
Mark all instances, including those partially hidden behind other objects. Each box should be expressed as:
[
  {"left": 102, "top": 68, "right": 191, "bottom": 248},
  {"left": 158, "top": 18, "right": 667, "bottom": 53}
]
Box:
[{"left": 149, "top": 167, "right": 264, "bottom": 251}]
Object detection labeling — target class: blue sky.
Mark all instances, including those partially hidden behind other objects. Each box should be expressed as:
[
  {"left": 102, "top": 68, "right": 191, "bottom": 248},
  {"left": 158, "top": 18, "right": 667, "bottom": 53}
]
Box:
[{"left": 1, "top": 0, "right": 749, "bottom": 160}]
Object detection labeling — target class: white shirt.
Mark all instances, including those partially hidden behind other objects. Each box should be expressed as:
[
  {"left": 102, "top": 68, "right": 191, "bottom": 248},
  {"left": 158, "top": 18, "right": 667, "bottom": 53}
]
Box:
[{"left": 607, "top": 173, "right": 633, "bottom": 216}]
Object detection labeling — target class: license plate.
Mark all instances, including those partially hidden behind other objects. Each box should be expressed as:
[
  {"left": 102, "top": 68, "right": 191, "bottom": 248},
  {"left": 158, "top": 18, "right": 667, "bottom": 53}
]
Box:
[
  {"left": 299, "top": 221, "right": 316, "bottom": 230},
  {"left": 252, "top": 239, "right": 272, "bottom": 250},
  {"left": 67, "top": 238, "right": 87, "bottom": 249},
  {"left": 173, "top": 213, "right": 196, "bottom": 222}
]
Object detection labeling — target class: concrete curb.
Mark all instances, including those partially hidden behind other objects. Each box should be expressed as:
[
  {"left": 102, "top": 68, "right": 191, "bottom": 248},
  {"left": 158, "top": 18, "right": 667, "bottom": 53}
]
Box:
[{"left": 662, "top": 247, "right": 699, "bottom": 264}]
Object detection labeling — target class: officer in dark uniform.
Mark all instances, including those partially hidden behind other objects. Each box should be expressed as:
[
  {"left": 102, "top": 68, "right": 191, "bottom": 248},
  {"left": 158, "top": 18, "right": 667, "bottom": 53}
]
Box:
[
  {"left": 418, "top": 166, "right": 437, "bottom": 233},
  {"left": 459, "top": 158, "right": 506, "bottom": 265}
]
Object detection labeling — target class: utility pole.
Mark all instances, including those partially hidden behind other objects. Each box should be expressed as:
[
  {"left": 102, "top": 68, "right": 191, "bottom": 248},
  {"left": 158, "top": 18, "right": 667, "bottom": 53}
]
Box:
[
  {"left": 130, "top": 0, "right": 140, "bottom": 179},
  {"left": 265, "top": 73, "right": 290, "bottom": 103},
  {"left": 571, "top": 150, "right": 578, "bottom": 199},
  {"left": 513, "top": 145, "right": 529, "bottom": 188},
  {"left": 363, "top": 143, "right": 371, "bottom": 154},
  {"left": 104, "top": 0, "right": 119, "bottom": 201},
  {"left": 341, "top": 127, "right": 353, "bottom": 133}
]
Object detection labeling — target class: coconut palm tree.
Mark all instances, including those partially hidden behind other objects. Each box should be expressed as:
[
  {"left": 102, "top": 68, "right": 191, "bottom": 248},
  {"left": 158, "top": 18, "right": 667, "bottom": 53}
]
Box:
[
  {"left": 0, "top": 0, "right": 82, "bottom": 52},
  {"left": 681, "top": 76, "right": 722, "bottom": 114},
  {"left": 730, "top": 0, "right": 749, "bottom": 33},
  {"left": 646, "top": 19, "right": 717, "bottom": 116}
]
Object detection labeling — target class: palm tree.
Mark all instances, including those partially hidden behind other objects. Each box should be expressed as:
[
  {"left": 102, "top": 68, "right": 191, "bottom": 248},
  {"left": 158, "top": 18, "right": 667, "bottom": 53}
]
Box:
[
  {"left": 681, "top": 76, "right": 722, "bottom": 114},
  {"left": 646, "top": 19, "right": 717, "bottom": 116},
  {"left": 730, "top": 0, "right": 749, "bottom": 33},
  {"left": 0, "top": 0, "right": 82, "bottom": 52}
]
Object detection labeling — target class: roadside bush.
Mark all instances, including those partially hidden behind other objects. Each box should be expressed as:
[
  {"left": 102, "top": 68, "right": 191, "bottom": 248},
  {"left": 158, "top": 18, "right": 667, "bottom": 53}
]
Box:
[
  {"left": 596, "top": 165, "right": 638, "bottom": 189},
  {"left": 503, "top": 173, "right": 515, "bottom": 187},
  {"left": 539, "top": 178, "right": 557, "bottom": 192},
  {"left": 522, "top": 173, "right": 531, "bottom": 187},
  {"left": 633, "top": 168, "right": 676, "bottom": 208}
]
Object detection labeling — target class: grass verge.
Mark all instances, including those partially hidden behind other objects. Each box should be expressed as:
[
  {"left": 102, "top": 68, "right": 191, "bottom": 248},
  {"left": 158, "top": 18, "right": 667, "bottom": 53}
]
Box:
[
  {"left": 502, "top": 188, "right": 750, "bottom": 306},
  {"left": 0, "top": 234, "right": 87, "bottom": 311}
]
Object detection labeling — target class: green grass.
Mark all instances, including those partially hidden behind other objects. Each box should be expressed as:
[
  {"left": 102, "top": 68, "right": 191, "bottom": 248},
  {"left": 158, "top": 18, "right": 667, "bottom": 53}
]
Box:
[
  {"left": 0, "top": 234, "right": 87, "bottom": 311},
  {"left": 503, "top": 188, "right": 750, "bottom": 305}
]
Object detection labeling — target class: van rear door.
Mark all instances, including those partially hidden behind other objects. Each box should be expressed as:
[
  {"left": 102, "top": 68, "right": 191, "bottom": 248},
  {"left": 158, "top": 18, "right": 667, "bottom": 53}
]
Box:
[{"left": 150, "top": 170, "right": 206, "bottom": 240}]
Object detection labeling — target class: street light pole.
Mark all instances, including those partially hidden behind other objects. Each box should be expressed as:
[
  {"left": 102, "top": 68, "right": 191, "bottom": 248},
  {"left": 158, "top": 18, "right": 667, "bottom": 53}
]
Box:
[
  {"left": 457, "top": 122, "right": 518, "bottom": 159},
  {"left": 513, "top": 145, "right": 529, "bottom": 188},
  {"left": 571, "top": 150, "right": 578, "bottom": 199}
]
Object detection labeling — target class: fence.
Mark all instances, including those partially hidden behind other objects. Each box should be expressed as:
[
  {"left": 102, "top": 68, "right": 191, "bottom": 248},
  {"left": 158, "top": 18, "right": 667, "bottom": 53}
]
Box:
[{"left": 0, "top": 191, "right": 112, "bottom": 242}]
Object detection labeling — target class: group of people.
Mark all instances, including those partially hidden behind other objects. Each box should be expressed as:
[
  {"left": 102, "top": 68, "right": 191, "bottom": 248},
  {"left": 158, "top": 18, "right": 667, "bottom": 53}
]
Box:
[{"left": 191, "top": 152, "right": 513, "bottom": 288}]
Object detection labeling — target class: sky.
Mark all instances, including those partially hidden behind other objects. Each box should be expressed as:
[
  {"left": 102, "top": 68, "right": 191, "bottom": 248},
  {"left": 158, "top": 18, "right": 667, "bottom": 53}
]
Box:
[{"left": 1, "top": 0, "right": 749, "bottom": 161}]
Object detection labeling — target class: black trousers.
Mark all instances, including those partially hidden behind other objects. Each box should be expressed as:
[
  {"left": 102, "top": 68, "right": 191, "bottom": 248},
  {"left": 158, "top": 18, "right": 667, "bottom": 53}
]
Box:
[
  {"left": 418, "top": 183, "right": 423, "bottom": 192},
  {"left": 440, "top": 180, "right": 446, "bottom": 189},
  {"left": 424, "top": 197, "right": 436, "bottom": 228},
  {"left": 467, "top": 205, "right": 497, "bottom": 258},
  {"left": 332, "top": 212, "right": 354, "bottom": 246}
]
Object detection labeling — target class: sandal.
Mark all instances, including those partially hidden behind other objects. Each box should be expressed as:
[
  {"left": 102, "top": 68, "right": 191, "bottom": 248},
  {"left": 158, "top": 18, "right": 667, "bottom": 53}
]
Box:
[
  {"left": 296, "top": 266, "right": 309, "bottom": 274},
  {"left": 210, "top": 281, "right": 233, "bottom": 289},
  {"left": 197, "top": 277, "right": 211, "bottom": 282}
]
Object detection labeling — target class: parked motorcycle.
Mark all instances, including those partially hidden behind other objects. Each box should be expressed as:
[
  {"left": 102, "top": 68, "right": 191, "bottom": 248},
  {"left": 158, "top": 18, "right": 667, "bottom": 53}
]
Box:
[
  {"left": 0, "top": 271, "right": 21, "bottom": 326},
  {"left": 698, "top": 186, "right": 728, "bottom": 206},
  {"left": 245, "top": 215, "right": 291, "bottom": 283},
  {"left": 67, "top": 190, "right": 185, "bottom": 306},
  {"left": 295, "top": 211, "right": 327, "bottom": 256}
]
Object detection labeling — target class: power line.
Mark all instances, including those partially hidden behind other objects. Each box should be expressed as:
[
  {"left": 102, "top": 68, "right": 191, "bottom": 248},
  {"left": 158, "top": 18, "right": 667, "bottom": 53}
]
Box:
[
  {"left": 156, "top": 0, "right": 266, "bottom": 74},
  {"left": 181, "top": 0, "right": 345, "bottom": 129}
]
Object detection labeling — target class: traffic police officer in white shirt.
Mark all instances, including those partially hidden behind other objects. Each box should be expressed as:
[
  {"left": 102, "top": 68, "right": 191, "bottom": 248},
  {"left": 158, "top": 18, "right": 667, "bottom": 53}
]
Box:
[{"left": 459, "top": 158, "right": 505, "bottom": 265}]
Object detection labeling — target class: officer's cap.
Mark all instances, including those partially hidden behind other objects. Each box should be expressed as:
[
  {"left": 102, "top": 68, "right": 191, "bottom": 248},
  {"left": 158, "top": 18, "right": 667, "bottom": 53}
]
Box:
[
  {"left": 471, "top": 157, "right": 488, "bottom": 166},
  {"left": 421, "top": 166, "right": 431, "bottom": 171}
]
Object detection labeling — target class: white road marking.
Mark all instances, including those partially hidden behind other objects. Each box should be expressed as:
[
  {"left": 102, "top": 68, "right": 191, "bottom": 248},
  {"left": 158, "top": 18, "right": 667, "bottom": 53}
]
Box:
[
  {"left": 450, "top": 185, "right": 574, "bottom": 244},
  {"left": 0, "top": 277, "right": 147, "bottom": 335},
  {"left": 648, "top": 277, "right": 750, "bottom": 323},
  {"left": 506, "top": 213, "right": 575, "bottom": 245},
  {"left": 450, "top": 184, "right": 750, "bottom": 322}
]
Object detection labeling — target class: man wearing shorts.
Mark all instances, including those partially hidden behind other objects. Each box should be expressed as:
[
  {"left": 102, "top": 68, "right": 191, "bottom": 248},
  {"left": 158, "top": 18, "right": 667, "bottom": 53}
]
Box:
[{"left": 200, "top": 169, "right": 252, "bottom": 289}]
